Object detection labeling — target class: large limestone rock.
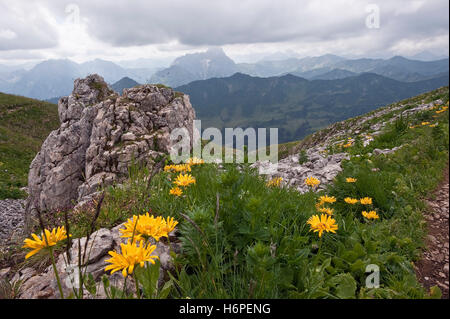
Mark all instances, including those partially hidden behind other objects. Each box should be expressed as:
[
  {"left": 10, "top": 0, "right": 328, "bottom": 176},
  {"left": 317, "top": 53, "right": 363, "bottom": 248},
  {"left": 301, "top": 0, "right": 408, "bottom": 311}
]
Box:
[{"left": 26, "top": 74, "right": 195, "bottom": 216}]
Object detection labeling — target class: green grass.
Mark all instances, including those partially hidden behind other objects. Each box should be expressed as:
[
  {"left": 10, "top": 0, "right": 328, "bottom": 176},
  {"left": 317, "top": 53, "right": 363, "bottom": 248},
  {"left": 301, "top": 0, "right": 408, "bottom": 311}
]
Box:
[
  {"left": 0, "top": 92, "right": 59, "bottom": 199},
  {"left": 53, "top": 87, "right": 449, "bottom": 299},
  {"left": 7, "top": 87, "right": 448, "bottom": 299}
]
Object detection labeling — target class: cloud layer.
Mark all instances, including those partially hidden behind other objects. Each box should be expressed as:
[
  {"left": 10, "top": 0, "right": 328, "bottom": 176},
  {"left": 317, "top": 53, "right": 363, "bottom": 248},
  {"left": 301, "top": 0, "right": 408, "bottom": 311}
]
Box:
[{"left": 0, "top": 0, "right": 448, "bottom": 63}]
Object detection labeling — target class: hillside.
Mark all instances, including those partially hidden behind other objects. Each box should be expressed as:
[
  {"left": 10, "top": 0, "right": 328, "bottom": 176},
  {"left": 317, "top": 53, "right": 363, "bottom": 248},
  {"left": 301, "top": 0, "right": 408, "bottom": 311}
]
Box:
[
  {"left": 0, "top": 93, "right": 59, "bottom": 199},
  {"left": 177, "top": 72, "right": 449, "bottom": 143},
  {"left": 1, "top": 86, "right": 447, "bottom": 299}
]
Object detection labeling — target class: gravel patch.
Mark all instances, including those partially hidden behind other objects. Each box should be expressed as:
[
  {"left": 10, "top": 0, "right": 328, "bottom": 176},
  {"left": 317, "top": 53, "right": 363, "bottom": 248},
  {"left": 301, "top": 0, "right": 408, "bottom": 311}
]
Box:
[{"left": 0, "top": 199, "right": 26, "bottom": 245}]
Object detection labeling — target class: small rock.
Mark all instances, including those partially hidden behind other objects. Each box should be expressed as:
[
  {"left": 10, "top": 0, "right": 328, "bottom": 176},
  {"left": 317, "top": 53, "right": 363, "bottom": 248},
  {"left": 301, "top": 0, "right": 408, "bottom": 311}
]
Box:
[{"left": 0, "top": 267, "right": 10, "bottom": 279}]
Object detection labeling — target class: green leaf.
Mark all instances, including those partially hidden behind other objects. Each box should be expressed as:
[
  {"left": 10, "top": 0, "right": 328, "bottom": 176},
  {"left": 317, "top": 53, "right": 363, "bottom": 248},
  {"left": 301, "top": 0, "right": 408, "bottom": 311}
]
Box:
[
  {"left": 158, "top": 280, "right": 173, "bottom": 299},
  {"left": 429, "top": 286, "right": 442, "bottom": 299},
  {"left": 84, "top": 273, "right": 97, "bottom": 296},
  {"left": 328, "top": 273, "right": 357, "bottom": 299},
  {"left": 137, "top": 260, "right": 161, "bottom": 298}
]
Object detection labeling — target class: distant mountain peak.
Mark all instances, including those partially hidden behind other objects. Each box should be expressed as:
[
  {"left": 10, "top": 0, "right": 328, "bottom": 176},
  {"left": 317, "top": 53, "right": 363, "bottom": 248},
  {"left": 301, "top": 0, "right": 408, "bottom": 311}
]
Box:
[
  {"left": 111, "top": 76, "right": 139, "bottom": 94},
  {"left": 152, "top": 47, "right": 237, "bottom": 86},
  {"left": 206, "top": 47, "right": 227, "bottom": 55}
]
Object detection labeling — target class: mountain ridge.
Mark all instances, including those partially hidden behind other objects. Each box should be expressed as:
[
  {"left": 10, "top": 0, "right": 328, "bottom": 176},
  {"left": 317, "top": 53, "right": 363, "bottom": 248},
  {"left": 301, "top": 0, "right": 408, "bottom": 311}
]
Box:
[{"left": 177, "top": 71, "right": 449, "bottom": 143}]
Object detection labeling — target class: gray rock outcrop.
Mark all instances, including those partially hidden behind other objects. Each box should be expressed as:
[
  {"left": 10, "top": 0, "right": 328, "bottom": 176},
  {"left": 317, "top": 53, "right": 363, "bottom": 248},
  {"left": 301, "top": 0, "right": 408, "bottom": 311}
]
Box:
[
  {"left": 252, "top": 146, "right": 349, "bottom": 193},
  {"left": 26, "top": 74, "right": 195, "bottom": 217}
]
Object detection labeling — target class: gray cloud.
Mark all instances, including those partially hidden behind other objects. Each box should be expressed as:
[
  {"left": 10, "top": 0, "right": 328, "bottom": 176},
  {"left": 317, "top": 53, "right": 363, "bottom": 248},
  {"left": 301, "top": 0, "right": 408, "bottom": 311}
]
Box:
[
  {"left": 40, "top": 0, "right": 448, "bottom": 50},
  {"left": 0, "top": 2, "right": 59, "bottom": 51},
  {"left": 0, "top": 0, "right": 448, "bottom": 61}
]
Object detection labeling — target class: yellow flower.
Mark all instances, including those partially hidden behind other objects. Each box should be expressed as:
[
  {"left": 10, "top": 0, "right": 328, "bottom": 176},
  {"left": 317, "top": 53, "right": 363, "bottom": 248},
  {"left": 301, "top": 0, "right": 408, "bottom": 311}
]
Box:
[
  {"left": 318, "top": 195, "right": 336, "bottom": 204},
  {"left": 360, "top": 197, "right": 373, "bottom": 205},
  {"left": 267, "top": 177, "right": 283, "bottom": 187},
  {"left": 120, "top": 213, "right": 178, "bottom": 241},
  {"left": 23, "top": 226, "right": 69, "bottom": 259},
  {"left": 421, "top": 121, "right": 430, "bottom": 126},
  {"left": 164, "top": 164, "right": 191, "bottom": 173},
  {"left": 343, "top": 142, "right": 353, "bottom": 148},
  {"left": 429, "top": 124, "right": 437, "bottom": 128},
  {"left": 307, "top": 214, "right": 338, "bottom": 237},
  {"left": 161, "top": 216, "right": 178, "bottom": 235},
  {"left": 164, "top": 165, "right": 174, "bottom": 172},
  {"left": 318, "top": 206, "right": 334, "bottom": 215},
  {"left": 436, "top": 106, "right": 448, "bottom": 114},
  {"left": 187, "top": 157, "right": 205, "bottom": 165},
  {"left": 305, "top": 177, "right": 320, "bottom": 188},
  {"left": 176, "top": 164, "right": 192, "bottom": 172},
  {"left": 362, "top": 210, "right": 379, "bottom": 220},
  {"left": 105, "top": 240, "right": 158, "bottom": 278},
  {"left": 346, "top": 177, "right": 357, "bottom": 183},
  {"left": 174, "top": 173, "right": 196, "bottom": 187},
  {"left": 344, "top": 197, "right": 358, "bottom": 205},
  {"left": 169, "top": 186, "right": 183, "bottom": 197}
]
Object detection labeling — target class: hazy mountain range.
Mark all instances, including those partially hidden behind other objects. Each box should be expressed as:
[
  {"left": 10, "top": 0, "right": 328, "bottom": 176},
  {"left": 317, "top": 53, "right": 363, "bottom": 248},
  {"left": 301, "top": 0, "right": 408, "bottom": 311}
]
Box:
[
  {"left": 0, "top": 47, "right": 448, "bottom": 101},
  {"left": 176, "top": 71, "right": 449, "bottom": 143},
  {"left": 0, "top": 59, "right": 158, "bottom": 100}
]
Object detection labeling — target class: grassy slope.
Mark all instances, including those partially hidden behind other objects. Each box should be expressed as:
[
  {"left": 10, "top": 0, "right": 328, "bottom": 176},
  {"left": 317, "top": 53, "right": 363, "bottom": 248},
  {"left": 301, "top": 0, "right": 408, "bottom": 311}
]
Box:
[
  {"left": 47, "top": 86, "right": 448, "bottom": 299},
  {"left": 0, "top": 92, "right": 59, "bottom": 199}
]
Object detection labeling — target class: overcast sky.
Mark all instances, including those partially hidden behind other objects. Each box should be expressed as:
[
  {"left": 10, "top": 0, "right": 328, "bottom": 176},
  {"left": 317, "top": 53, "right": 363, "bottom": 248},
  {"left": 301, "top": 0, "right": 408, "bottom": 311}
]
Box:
[{"left": 0, "top": 0, "right": 448, "bottom": 65}]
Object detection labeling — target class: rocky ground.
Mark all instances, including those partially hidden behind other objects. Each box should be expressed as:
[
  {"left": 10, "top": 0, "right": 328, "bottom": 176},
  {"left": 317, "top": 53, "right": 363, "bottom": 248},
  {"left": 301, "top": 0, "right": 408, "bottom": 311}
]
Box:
[
  {"left": 0, "top": 199, "right": 25, "bottom": 245},
  {"left": 415, "top": 166, "right": 449, "bottom": 299},
  {"left": 252, "top": 147, "right": 349, "bottom": 194}
]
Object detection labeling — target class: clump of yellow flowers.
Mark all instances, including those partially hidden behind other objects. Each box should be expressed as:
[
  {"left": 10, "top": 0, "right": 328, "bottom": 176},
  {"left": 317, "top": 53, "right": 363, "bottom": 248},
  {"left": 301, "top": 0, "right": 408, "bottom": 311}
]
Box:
[
  {"left": 305, "top": 176, "right": 320, "bottom": 188},
  {"left": 169, "top": 186, "right": 183, "bottom": 197},
  {"left": 359, "top": 197, "right": 373, "bottom": 205},
  {"left": 174, "top": 173, "right": 196, "bottom": 187},
  {"left": 23, "top": 226, "right": 70, "bottom": 259},
  {"left": 120, "top": 213, "right": 178, "bottom": 242},
  {"left": 307, "top": 214, "right": 338, "bottom": 237},
  {"left": 187, "top": 157, "right": 205, "bottom": 165},
  {"left": 106, "top": 214, "right": 179, "bottom": 282},
  {"left": 318, "top": 207, "right": 334, "bottom": 215},
  {"left": 266, "top": 177, "right": 283, "bottom": 187},
  {"left": 23, "top": 226, "right": 71, "bottom": 298},
  {"left": 105, "top": 240, "right": 159, "bottom": 278},
  {"left": 342, "top": 142, "right": 353, "bottom": 148},
  {"left": 318, "top": 195, "right": 336, "bottom": 204},
  {"left": 165, "top": 157, "right": 204, "bottom": 196},
  {"left": 315, "top": 195, "right": 336, "bottom": 216},
  {"left": 164, "top": 164, "right": 192, "bottom": 173},
  {"left": 344, "top": 197, "right": 358, "bottom": 205},
  {"left": 362, "top": 210, "right": 379, "bottom": 220}
]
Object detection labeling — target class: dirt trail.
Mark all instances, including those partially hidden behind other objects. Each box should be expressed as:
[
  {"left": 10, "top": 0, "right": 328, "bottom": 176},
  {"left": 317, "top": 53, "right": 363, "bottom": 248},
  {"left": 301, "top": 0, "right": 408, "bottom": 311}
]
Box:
[{"left": 415, "top": 165, "right": 449, "bottom": 298}]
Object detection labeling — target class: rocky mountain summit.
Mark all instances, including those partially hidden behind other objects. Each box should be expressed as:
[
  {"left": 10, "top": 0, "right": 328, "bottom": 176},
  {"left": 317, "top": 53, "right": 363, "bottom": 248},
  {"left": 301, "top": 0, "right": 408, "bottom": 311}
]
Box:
[{"left": 26, "top": 74, "right": 195, "bottom": 219}]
